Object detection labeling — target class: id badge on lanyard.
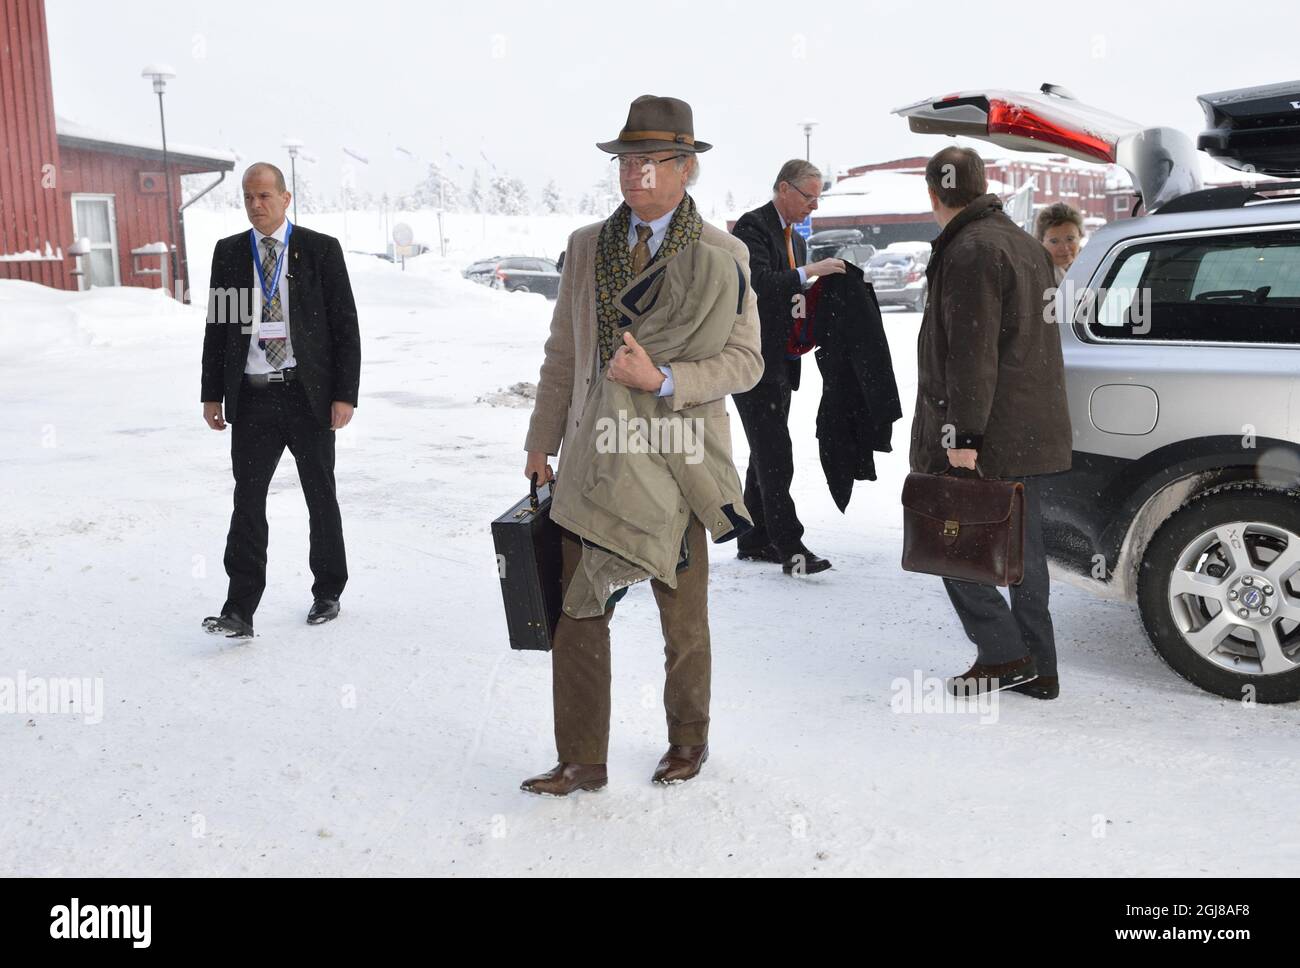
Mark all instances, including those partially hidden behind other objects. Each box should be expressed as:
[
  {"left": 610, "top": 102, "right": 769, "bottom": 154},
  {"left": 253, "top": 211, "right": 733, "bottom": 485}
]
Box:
[{"left": 251, "top": 223, "right": 292, "bottom": 340}]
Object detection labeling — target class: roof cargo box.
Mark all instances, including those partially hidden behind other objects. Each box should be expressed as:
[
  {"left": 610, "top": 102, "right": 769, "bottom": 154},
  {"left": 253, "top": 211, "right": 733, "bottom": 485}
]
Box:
[
  {"left": 1197, "top": 81, "right": 1300, "bottom": 177},
  {"left": 807, "top": 229, "right": 864, "bottom": 244}
]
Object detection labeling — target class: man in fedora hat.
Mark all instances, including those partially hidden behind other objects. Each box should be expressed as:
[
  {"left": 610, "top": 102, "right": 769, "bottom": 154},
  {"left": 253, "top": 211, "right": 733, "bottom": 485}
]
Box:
[{"left": 520, "top": 94, "right": 762, "bottom": 796}]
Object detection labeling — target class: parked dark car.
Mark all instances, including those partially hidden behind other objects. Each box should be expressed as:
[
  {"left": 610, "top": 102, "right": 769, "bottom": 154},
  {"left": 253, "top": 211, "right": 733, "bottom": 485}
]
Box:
[
  {"left": 464, "top": 255, "right": 561, "bottom": 299},
  {"left": 463, "top": 256, "right": 502, "bottom": 280}
]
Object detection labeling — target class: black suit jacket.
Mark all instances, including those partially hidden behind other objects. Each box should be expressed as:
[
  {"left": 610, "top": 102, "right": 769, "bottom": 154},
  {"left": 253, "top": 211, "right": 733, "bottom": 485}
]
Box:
[
  {"left": 731, "top": 201, "right": 807, "bottom": 390},
  {"left": 811, "top": 263, "right": 902, "bottom": 511},
  {"left": 201, "top": 224, "right": 360, "bottom": 428}
]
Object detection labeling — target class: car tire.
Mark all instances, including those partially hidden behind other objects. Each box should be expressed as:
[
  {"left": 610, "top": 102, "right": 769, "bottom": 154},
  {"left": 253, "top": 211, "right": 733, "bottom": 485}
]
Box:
[
  {"left": 1137, "top": 483, "right": 1300, "bottom": 703},
  {"left": 512, "top": 285, "right": 531, "bottom": 294}
]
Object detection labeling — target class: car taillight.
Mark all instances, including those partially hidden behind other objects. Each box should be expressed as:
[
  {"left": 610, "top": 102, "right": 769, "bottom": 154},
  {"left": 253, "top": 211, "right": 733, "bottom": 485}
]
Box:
[
  {"left": 987, "top": 98, "right": 1116, "bottom": 163},
  {"left": 906, "top": 268, "right": 922, "bottom": 283},
  {"left": 496, "top": 268, "right": 507, "bottom": 280}
]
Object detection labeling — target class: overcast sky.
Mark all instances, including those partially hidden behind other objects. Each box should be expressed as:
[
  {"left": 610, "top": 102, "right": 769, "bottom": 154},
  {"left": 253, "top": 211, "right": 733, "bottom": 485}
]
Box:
[{"left": 46, "top": 0, "right": 1282, "bottom": 212}]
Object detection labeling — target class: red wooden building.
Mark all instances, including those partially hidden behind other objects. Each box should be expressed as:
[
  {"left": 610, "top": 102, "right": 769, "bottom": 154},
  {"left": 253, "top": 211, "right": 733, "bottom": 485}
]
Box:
[{"left": 0, "top": 0, "right": 233, "bottom": 295}]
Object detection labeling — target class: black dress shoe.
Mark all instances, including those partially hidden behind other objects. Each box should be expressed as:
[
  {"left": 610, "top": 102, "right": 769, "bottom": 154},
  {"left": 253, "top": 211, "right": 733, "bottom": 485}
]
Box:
[
  {"left": 307, "top": 598, "right": 340, "bottom": 625},
  {"left": 737, "top": 545, "right": 781, "bottom": 563},
  {"left": 202, "top": 611, "right": 253, "bottom": 638},
  {"left": 782, "top": 548, "right": 832, "bottom": 575}
]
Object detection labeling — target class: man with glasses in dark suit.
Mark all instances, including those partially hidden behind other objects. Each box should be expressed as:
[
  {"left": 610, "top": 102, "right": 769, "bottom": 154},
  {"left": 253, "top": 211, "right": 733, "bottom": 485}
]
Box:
[{"left": 730, "top": 160, "right": 844, "bottom": 576}]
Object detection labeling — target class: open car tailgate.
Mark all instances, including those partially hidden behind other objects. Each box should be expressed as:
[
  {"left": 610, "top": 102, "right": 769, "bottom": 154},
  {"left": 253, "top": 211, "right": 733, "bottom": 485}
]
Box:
[{"left": 893, "top": 85, "right": 1202, "bottom": 211}]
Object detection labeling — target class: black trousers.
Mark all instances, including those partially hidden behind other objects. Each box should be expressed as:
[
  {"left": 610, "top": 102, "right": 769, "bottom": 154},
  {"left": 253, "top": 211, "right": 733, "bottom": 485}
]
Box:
[
  {"left": 941, "top": 474, "right": 1057, "bottom": 676},
  {"left": 222, "top": 378, "right": 347, "bottom": 620},
  {"left": 732, "top": 380, "right": 804, "bottom": 559}
]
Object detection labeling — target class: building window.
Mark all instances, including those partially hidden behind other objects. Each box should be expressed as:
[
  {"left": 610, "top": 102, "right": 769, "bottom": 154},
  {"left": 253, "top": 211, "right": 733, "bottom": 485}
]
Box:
[{"left": 70, "top": 194, "right": 121, "bottom": 289}]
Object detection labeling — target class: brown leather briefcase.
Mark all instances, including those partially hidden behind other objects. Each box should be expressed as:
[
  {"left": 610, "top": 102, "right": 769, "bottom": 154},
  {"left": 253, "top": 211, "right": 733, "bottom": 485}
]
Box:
[{"left": 900, "top": 470, "right": 1025, "bottom": 586}]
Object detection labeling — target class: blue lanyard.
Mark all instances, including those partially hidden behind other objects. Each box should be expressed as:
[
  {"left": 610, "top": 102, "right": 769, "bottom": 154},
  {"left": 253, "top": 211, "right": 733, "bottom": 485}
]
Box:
[{"left": 250, "top": 221, "right": 293, "bottom": 306}]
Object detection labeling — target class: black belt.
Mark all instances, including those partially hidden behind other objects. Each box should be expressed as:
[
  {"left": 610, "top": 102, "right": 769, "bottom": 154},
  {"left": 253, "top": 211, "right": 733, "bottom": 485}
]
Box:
[{"left": 243, "top": 367, "right": 298, "bottom": 388}]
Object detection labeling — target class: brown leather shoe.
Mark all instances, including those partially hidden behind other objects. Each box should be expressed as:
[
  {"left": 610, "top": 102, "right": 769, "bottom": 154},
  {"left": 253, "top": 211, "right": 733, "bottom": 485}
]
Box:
[
  {"left": 520, "top": 762, "right": 607, "bottom": 796},
  {"left": 652, "top": 744, "right": 709, "bottom": 784},
  {"left": 945, "top": 656, "right": 1038, "bottom": 696}
]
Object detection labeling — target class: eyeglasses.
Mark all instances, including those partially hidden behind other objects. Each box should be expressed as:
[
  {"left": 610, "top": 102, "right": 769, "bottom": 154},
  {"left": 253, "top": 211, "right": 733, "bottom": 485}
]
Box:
[
  {"left": 613, "top": 153, "right": 689, "bottom": 172},
  {"left": 784, "top": 181, "right": 821, "bottom": 203}
]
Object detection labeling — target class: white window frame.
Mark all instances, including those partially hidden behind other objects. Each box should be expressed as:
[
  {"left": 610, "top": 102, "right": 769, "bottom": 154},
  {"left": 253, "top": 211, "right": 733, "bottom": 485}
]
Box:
[{"left": 70, "top": 193, "right": 121, "bottom": 289}]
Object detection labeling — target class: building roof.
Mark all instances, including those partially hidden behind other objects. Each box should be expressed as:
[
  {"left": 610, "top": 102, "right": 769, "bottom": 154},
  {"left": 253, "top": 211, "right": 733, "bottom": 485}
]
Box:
[{"left": 56, "top": 115, "right": 236, "bottom": 171}]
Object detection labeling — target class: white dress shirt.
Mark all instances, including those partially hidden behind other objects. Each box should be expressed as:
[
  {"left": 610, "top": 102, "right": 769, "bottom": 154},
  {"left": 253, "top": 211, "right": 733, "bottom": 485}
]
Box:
[
  {"left": 244, "top": 218, "right": 297, "bottom": 374},
  {"left": 627, "top": 207, "right": 676, "bottom": 257}
]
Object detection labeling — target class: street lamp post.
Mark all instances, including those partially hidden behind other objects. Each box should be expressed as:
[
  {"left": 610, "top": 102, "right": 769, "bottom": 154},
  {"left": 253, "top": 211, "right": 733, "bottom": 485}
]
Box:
[
  {"left": 798, "top": 118, "right": 819, "bottom": 162},
  {"left": 142, "top": 65, "right": 178, "bottom": 296},
  {"left": 283, "top": 138, "right": 304, "bottom": 223}
]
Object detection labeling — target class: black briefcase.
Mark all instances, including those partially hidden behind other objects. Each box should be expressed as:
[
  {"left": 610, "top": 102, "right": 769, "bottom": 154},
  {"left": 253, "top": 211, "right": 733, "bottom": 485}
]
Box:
[{"left": 491, "top": 473, "right": 563, "bottom": 651}]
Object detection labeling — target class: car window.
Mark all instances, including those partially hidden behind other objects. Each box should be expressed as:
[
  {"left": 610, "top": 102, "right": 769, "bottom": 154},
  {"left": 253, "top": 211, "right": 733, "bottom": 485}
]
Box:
[
  {"left": 868, "top": 254, "right": 910, "bottom": 267},
  {"left": 1190, "top": 242, "right": 1300, "bottom": 299},
  {"left": 1088, "top": 230, "right": 1300, "bottom": 343},
  {"left": 1095, "top": 250, "right": 1149, "bottom": 327}
]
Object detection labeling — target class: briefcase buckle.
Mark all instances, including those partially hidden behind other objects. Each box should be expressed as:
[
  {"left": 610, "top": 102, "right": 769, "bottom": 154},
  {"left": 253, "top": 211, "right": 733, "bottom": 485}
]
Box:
[
  {"left": 943, "top": 519, "right": 960, "bottom": 537},
  {"left": 513, "top": 507, "right": 534, "bottom": 520}
]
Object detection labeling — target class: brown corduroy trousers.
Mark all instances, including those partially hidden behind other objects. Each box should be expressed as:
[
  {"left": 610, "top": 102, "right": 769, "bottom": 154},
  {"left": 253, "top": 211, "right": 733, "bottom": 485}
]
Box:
[{"left": 550, "top": 516, "right": 711, "bottom": 764}]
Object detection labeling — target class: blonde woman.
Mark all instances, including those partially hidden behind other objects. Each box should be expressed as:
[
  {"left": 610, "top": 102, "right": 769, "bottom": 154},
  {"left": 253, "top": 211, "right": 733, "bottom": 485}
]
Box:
[{"left": 1035, "top": 203, "right": 1085, "bottom": 282}]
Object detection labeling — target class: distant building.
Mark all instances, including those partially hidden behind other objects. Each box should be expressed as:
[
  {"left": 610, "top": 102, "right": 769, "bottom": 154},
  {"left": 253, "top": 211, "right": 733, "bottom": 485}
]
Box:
[
  {"left": 806, "top": 150, "right": 1266, "bottom": 247},
  {"left": 0, "top": 0, "right": 234, "bottom": 295}
]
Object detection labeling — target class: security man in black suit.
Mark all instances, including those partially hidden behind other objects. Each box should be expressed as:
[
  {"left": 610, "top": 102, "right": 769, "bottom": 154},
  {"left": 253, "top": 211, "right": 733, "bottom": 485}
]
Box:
[
  {"left": 201, "top": 162, "right": 361, "bottom": 637},
  {"left": 730, "top": 160, "right": 843, "bottom": 576}
]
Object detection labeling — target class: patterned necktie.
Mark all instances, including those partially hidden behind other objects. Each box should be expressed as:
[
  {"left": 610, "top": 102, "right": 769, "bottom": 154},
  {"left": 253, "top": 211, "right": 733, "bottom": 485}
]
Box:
[
  {"left": 784, "top": 224, "right": 797, "bottom": 270},
  {"left": 631, "top": 223, "right": 653, "bottom": 274},
  {"left": 259, "top": 236, "right": 287, "bottom": 368}
]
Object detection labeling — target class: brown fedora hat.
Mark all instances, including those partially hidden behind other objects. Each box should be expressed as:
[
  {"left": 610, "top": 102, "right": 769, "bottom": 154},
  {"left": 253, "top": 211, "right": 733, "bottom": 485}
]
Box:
[{"left": 596, "top": 94, "right": 712, "bottom": 154}]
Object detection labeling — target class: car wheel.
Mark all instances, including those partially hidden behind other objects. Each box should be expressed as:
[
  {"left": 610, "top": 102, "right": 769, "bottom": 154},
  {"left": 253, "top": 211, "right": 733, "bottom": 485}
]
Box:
[
  {"left": 512, "top": 285, "right": 531, "bottom": 294},
  {"left": 1137, "top": 483, "right": 1300, "bottom": 702}
]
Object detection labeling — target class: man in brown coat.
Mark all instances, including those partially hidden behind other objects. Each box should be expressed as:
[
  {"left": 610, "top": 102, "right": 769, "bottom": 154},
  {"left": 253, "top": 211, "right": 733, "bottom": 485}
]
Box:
[
  {"left": 911, "top": 146, "right": 1072, "bottom": 699},
  {"left": 520, "top": 95, "right": 763, "bottom": 795}
]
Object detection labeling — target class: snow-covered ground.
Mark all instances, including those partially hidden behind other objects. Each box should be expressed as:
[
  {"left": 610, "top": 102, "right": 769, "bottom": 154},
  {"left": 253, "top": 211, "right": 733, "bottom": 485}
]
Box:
[{"left": 3, "top": 210, "right": 1298, "bottom": 877}]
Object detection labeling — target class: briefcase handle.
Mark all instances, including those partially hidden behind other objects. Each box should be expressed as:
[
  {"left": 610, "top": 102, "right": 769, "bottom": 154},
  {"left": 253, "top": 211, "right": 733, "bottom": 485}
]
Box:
[{"left": 528, "top": 471, "right": 555, "bottom": 511}]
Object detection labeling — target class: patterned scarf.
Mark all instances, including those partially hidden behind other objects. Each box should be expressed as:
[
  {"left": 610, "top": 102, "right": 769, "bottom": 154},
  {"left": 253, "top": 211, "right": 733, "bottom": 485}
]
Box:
[{"left": 594, "top": 193, "right": 704, "bottom": 369}]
